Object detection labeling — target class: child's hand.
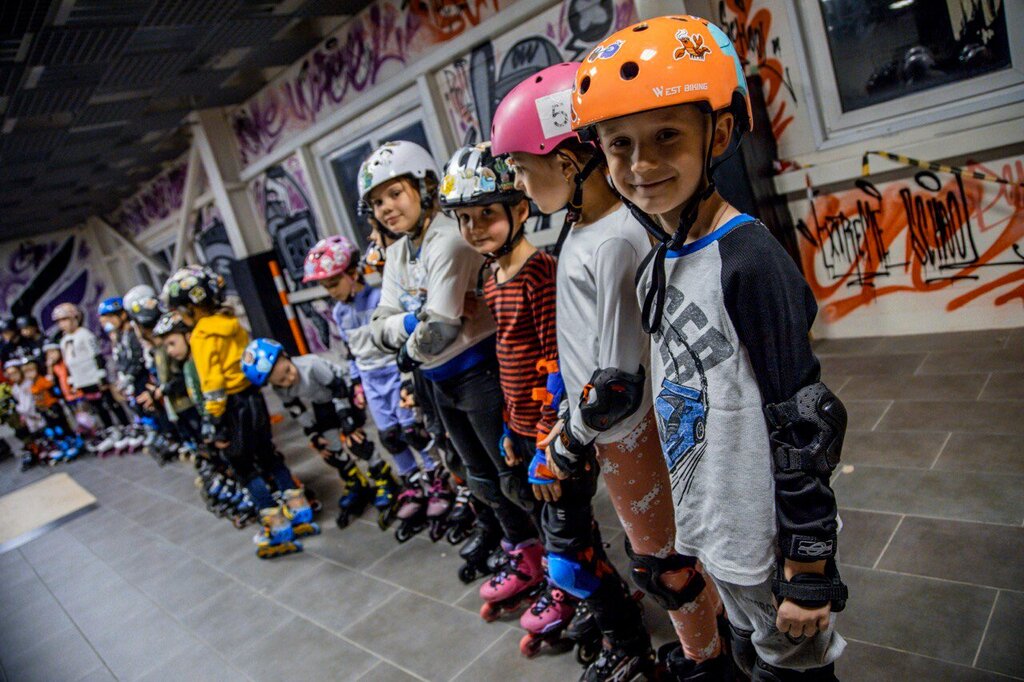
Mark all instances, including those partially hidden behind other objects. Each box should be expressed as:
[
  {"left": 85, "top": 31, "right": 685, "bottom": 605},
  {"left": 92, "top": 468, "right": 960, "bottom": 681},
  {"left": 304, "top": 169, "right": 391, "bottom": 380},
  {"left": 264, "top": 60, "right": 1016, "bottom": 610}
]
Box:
[
  {"left": 352, "top": 383, "right": 366, "bottom": 409},
  {"left": 501, "top": 435, "right": 519, "bottom": 466},
  {"left": 399, "top": 387, "right": 417, "bottom": 410},
  {"left": 214, "top": 439, "right": 230, "bottom": 450},
  {"left": 775, "top": 559, "right": 832, "bottom": 638},
  {"left": 348, "top": 428, "right": 366, "bottom": 444},
  {"left": 539, "top": 421, "right": 570, "bottom": 481}
]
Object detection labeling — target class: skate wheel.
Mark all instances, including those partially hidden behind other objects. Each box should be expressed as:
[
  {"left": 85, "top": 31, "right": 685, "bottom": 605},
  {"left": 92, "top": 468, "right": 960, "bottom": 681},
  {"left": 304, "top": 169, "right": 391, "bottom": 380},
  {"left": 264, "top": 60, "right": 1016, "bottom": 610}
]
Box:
[
  {"left": 446, "top": 527, "right": 470, "bottom": 545},
  {"left": 576, "top": 640, "right": 600, "bottom": 665},
  {"left": 336, "top": 513, "right": 350, "bottom": 530},
  {"left": 519, "top": 633, "right": 543, "bottom": 658},
  {"left": 395, "top": 525, "right": 414, "bottom": 543},
  {"left": 479, "top": 602, "right": 500, "bottom": 622},
  {"left": 458, "top": 564, "right": 477, "bottom": 584}
]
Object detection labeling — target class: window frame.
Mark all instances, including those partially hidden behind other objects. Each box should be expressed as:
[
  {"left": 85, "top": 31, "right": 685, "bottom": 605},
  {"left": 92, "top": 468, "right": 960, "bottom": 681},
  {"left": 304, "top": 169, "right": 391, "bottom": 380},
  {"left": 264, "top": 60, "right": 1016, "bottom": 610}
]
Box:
[{"left": 789, "top": 0, "right": 1024, "bottom": 149}]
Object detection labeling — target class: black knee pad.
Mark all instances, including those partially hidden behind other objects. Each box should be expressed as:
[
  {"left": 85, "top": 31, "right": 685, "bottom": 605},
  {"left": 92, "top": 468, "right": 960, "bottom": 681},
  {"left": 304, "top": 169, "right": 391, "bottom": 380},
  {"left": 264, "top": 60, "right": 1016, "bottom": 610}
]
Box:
[
  {"left": 625, "top": 538, "right": 706, "bottom": 611},
  {"left": 466, "top": 473, "right": 502, "bottom": 509},
  {"left": 347, "top": 437, "right": 375, "bottom": 462},
  {"left": 379, "top": 425, "right": 406, "bottom": 455},
  {"left": 402, "top": 422, "right": 432, "bottom": 451},
  {"left": 729, "top": 624, "right": 756, "bottom": 678},
  {"left": 499, "top": 470, "right": 535, "bottom": 514}
]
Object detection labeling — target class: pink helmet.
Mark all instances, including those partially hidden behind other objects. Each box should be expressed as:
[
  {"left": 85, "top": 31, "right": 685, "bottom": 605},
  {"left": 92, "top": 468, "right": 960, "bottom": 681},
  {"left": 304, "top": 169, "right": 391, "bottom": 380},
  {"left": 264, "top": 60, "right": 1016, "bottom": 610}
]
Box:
[
  {"left": 491, "top": 62, "right": 582, "bottom": 156},
  {"left": 303, "top": 236, "right": 360, "bottom": 283}
]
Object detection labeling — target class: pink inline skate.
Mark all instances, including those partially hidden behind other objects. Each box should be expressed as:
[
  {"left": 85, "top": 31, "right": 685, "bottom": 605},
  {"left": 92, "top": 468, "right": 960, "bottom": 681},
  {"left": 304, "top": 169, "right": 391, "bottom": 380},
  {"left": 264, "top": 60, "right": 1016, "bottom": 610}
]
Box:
[{"left": 479, "top": 538, "right": 546, "bottom": 622}]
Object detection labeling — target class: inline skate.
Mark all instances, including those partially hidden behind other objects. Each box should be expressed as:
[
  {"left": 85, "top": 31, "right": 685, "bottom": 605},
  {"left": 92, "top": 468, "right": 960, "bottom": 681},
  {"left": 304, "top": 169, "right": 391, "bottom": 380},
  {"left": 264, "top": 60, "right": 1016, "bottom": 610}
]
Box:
[{"left": 479, "top": 539, "right": 546, "bottom": 621}]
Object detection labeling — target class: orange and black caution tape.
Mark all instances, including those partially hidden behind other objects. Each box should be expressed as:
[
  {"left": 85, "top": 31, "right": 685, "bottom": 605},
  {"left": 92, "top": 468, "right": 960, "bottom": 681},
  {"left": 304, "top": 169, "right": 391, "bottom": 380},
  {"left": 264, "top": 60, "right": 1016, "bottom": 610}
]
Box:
[{"left": 861, "top": 150, "right": 1024, "bottom": 187}]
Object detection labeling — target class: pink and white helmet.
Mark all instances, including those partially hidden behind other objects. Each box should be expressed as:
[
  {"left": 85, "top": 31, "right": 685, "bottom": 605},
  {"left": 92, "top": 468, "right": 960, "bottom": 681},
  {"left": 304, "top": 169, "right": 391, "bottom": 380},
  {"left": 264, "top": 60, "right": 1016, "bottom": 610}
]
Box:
[
  {"left": 303, "top": 236, "right": 360, "bottom": 283},
  {"left": 491, "top": 62, "right": 582, "bottom": 156}
]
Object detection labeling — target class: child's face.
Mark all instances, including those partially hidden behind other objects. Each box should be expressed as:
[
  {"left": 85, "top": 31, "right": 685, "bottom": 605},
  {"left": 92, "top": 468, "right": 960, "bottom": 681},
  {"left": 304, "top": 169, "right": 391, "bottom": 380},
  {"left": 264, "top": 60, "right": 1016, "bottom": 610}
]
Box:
[
  {"left": 597, "top": 105, "right": 733, "bottom": 221},
  {"left": 5, "top": 367, "right": 21, "bottom": 383},
  {"left": 22, "top": 363, "right": 37, "bottom": 382},
  {"left": 268, "top": 356, "right": 298, "bottom": 388},
  {"left": 56, "top": 317, "right": 77, "bottom": 334},
  {"left": 99, "top": 313, "right": 123, "bottom": 333},
  {"left": 454, "top": 201, "right": 526, "bottom": 256},
  {"left": 1, "top": 330, "right": 15, "bottom": 342},
  {"left": 45, "top": 349, "right": 61, "bottom": 366},
  {"left": 321, "top": 273, "right": 356, "bottom": 303},
  {"left": 509, "top": 152, "right": 573, "bottom": 215},
  {"left": 163, "top": 333, "right": 189, "bottom": 361},
  {"left": 369, "top": 178, "right": 422, "bottom": 236}
]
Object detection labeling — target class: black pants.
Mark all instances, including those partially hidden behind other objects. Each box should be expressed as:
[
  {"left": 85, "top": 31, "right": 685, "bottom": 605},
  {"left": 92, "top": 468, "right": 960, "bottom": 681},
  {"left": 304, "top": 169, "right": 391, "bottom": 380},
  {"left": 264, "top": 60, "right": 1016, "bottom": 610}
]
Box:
[
  {"left": 221, "top": 388, "right": 292, "bottom": 491},
  {"left": 79, "top": 385, "right": 127, "bottom": 429},
  {"left": 174, "top": 405, "right": 203, "bottom": 445},
  {"left": 511, "top": 433, "right": 646, "bottom": 651},
  {"left": 428, "top": 360, "right": 536, "bottom": 544}
]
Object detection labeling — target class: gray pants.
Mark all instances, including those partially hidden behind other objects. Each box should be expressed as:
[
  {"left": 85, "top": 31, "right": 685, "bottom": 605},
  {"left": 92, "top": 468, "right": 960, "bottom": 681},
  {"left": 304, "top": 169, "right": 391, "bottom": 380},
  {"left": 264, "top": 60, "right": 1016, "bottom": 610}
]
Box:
[{"left": 711, "top": 573, "right": 846, "bottom": 672}]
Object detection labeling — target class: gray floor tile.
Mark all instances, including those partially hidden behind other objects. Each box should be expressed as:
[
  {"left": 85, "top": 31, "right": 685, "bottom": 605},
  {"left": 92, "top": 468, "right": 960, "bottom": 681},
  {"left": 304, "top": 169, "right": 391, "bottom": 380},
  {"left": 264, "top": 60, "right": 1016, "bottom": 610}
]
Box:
[
  {"left": 308, "top": 519, "right": 407, "bottom": 571},
  {"left": 86, "top": 607, "right": 196, "bottom": 680},
  {"left": 75, "top": 668, "right": 118, "bottom": 682},
  {"left": 345, "top": 590, "right": 508, "bottom": 681},
  {"left": 231, "top": 615, "right": 378, "bottom": 682},
  {"left": 356, "top": 660, "right": 423, "bottom": 681},
  {"left": 181, "top": 583, "right": 294, "bottom": 655},
  {"left": 819, "top": 353, "right": 928, "bottom": 376},
  {"left": 833, "top": 467, "right": 1024, "bottom": 525},
  {"left": 877, "top": 400, "right": 1024, "bottom": 435},
  {"left": 842, "top": 400, "right": 892, "bottom": 432},
  {"left": 136, "top": 643, "right": 249, "bottom": 682},
  {"left": 837, "top": 509, "right": 902, "bottom": 569},
  {"left": 367, "top": 535, "right": 477, "bottom": 604},
  {"left": 877, "top": 516, "right": 1024, "bottom": 591},
  {"left": 877, "top": 329, "right": 1014, "bottom": 354},
  {"left": 59, "top": 578, "right": 155, "bottom": 639},
  {"left": 841, "top": 565, "right": 995, "bottom": 665},
  {"left": 0, "top": 594, "right": 75, "bottom": 660},
  {"left": 917, "top": 347, "right": 1024, "bottom": 375},
  {"left": 219, "top": 544, "right": 325, "bottom": 594},
  {"left": 976, "top": 591, "right": 1024, "bottom": 678},
  {"left": 451, "top": 627, "right": 586, "bottom": 682},
  {"left": 0, "top": 567, "right": 54, "bottom": 614},
  {"left": 135, "top": 557, "right": 235, "bottom": 617},
  {"left": 812, "top": 336, "right": 888, "bottom": 356},
  {"left": 841, "top": 430, "right": 948, "bottom": 469},
  {"left": 268, "top": 557, "right": 393, "bottom": 635},
  {"left": 836, "top": 639, "right": 1006, "bottom": 681},
  {"left": 0, "top": 624, "right": 105, "bottom": 682},
  {"left": 979, "top": 372, "right": 1024, "bottom": 400},
  {"left": 933, "top": 433, "right": 1024, "bottom": 475},
  {"left": 839, "top": 372, "right": 988, "bottom": 402}
]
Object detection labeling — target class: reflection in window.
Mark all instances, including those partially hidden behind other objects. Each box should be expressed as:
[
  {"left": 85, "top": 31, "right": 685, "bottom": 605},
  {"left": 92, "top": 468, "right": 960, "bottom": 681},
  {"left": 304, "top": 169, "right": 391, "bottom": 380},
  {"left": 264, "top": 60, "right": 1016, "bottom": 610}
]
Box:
[{"left": 819, "top": 0, "right": 1010, "bottom": 112}]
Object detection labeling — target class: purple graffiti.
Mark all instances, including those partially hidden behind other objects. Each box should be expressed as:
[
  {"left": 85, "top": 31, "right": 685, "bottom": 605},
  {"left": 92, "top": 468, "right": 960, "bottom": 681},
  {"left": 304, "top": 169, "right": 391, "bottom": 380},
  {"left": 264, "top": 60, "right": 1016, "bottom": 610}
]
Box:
[{"left": 116, "top": 163, "right": 187, "bottom": 236}]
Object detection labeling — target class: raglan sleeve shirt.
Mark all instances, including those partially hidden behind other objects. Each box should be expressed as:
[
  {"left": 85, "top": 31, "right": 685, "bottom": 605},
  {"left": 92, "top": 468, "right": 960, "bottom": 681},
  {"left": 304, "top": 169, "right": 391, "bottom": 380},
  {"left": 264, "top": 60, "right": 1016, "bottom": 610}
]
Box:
[{"left": 719, "top": 223, "right": 838, "bottom": 562}]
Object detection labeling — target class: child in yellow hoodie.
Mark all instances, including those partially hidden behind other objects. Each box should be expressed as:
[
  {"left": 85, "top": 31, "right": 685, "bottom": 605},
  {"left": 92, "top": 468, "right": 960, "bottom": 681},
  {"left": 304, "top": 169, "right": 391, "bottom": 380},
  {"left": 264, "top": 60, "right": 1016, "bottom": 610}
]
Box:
[{"left": 162, "top": 265, "right": 313, "bottom": 559}]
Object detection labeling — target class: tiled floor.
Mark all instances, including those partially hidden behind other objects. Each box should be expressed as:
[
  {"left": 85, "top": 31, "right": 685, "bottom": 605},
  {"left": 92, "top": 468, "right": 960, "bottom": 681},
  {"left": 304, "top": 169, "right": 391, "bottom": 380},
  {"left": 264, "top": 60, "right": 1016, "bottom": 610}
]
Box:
[{"left": 0, "top": 326, "right": 1021, "bottom": 681}]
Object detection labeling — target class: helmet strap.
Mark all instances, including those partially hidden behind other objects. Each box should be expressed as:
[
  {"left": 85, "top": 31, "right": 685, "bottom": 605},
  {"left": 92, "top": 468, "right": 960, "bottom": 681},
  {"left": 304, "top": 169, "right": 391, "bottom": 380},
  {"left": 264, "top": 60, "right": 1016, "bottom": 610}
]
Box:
[{"left": 553, "top": 153, "right": 604, "bottom": 257}]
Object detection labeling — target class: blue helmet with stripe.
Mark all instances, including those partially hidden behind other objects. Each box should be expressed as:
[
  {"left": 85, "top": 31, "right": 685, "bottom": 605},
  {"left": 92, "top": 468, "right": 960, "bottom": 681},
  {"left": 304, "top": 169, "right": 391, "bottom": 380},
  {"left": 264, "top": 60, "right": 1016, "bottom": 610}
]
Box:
[
  {"left": 97, "top": 297, "right": 124, "bottom": 316},
  {"left": 241, "top": 338, "right": 285, "bottom": 387}
]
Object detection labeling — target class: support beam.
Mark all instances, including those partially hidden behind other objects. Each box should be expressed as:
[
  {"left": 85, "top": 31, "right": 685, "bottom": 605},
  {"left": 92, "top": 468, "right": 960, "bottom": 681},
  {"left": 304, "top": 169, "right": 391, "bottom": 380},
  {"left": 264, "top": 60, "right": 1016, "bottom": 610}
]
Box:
[
  {"left": 92, "top": 216, "right": 170, "bottom": 279},
  {"left": 171, "top": 138, "right": 202, "bottom": 271}
]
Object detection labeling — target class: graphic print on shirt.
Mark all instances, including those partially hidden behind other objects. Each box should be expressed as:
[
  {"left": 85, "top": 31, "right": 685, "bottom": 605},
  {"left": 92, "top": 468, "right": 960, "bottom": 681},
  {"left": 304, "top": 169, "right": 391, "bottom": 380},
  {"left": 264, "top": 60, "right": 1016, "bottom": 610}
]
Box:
[
  {"left": 399, "top": 258, "right": 427, "bottom": 314},
  {"left": 652, "top": 285, "right": 735, "bottom": 498}
]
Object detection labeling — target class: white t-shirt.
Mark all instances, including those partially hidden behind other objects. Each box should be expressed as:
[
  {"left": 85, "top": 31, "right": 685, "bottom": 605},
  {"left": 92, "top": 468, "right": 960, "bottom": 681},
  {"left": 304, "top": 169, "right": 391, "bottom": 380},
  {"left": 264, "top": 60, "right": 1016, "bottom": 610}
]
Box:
[
  {"left": 60, "top": 326, "right": 107, "bottom": 388},
  {"left": 556, "top": 204, "right": 652, "bottom": 445}
]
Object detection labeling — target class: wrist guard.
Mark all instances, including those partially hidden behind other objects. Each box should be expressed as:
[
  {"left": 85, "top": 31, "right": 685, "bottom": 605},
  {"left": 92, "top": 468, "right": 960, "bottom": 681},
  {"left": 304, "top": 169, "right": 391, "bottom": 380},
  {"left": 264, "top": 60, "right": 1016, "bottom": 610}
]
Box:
[
  {"left": 396, "top": 344, "right": 421, "bottom": 373},
  {"left": 772, "top": 559, "right": 848, "bottom": 612},
  {"left": 550, "top": 424, "right": 595, "bottom": 478},
  {"left": 528, "top": 450, "right": 557, "bottom": 485}
]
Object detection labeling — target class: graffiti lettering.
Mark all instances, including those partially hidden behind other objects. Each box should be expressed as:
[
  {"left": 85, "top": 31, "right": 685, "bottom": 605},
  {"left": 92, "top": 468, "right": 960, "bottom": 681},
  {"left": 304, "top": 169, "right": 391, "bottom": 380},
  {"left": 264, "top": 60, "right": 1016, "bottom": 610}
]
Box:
[
  {"left": 797, "top": 159, "right": 1024, "bottom": 321},
  {"left": 113, "top": 163, "right": 187, "bottom": 236}
]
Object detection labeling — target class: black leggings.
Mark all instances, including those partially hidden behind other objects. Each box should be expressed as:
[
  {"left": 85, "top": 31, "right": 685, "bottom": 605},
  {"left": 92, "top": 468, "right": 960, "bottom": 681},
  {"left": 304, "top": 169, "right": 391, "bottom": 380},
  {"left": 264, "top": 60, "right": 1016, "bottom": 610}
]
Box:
[
  {"left": 220, "top": 388, "right": 293, "bottom": 508},
  {"left": 79, "top": 385, "right": 127, "bottom": 429}
]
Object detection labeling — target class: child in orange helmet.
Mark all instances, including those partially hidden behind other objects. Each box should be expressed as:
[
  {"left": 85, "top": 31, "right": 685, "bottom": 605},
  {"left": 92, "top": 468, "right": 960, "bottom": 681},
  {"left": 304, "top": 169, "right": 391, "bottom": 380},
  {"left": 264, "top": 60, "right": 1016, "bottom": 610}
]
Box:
[{"left": 572, "top": 16, "right": 848, "bottom": 681}]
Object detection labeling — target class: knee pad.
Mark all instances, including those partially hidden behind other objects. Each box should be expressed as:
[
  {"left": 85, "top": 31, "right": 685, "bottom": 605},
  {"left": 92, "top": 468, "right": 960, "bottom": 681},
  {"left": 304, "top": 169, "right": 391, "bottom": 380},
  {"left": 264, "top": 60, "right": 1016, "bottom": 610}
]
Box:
[
  {"left": 402, "top": 422, "right": 432, "bottom": 452},
  {"left": 625, "top": 538, "right": 706, "bottom": 611},
  {"left": 465, "top": 473, "right": 502, "bottom": 509},
  {"left": 547, "top": 552, "right": 601, "bottom": 600},
  {"left": 347, "top": 437, "right": 375, "bottom": 462},
  {"left": 379, "top": 425, "right": 407, "bottom": 455},
  {"left": 441, "top": 447, "right": 466, "bottom": 482},
  {"left": 729, "top": 624, "right": 755, "bottom": 677},
  {"left": 499, "top": 471, "right": 535, "bottom": 514}
]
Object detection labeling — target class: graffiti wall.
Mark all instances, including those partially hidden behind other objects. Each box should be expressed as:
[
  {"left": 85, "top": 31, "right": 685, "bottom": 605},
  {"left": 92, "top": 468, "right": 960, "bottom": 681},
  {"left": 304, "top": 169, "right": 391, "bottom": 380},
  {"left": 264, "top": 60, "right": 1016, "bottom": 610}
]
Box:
[
  {"left": 436, "top": 0, "right": 636, "bottom": 147},
  {"left": 796, "top": 156, "right": 1024, "bottom": 337},
  {"left": 231, "top": 0, "right": 514, "bottom": 168},
  {"left": 0, "top": 231, "right": 107, "bottom": 338},
  {"left": 250, "top": 154, "right": 337, "bottom": 352},
  {"left": 108, "top": 156, "right": 208, "bottom": 238}
]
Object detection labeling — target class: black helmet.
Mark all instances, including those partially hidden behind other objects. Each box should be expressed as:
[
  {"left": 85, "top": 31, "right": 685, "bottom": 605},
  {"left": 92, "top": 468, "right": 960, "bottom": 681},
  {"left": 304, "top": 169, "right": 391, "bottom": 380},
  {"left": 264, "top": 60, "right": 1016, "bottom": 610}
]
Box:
[
  {"left": 15, "top": 315, "right": 38, "bottom": 331},
  {"left": 161, "top": 265, "right": 226, "bottom": 309},
  {"left": 0, "top": 317, "right": 16, "bottom": 334}
]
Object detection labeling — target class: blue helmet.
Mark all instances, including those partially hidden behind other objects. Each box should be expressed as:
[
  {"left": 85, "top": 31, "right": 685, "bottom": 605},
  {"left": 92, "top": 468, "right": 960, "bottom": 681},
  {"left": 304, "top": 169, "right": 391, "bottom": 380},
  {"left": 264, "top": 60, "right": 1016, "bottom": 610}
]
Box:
[
  {"left": 97, "top": 297, "right": 124, "bottom": 316},
  {"left": 241, "top": 338, "right": 285, "bottom": 387}
]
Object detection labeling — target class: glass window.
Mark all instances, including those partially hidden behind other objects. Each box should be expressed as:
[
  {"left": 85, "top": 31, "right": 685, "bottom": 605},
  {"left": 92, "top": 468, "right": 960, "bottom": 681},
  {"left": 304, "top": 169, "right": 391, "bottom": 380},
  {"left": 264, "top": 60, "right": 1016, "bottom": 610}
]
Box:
[{"left": 819, "top": 0, "right": 1011, "bottom": 112}]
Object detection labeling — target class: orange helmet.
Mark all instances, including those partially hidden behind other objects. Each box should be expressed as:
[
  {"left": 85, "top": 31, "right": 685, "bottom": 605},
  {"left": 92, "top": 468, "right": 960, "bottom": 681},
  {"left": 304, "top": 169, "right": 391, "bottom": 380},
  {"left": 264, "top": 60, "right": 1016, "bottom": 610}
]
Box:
[{"left": 571, "top": 15, "right": 751, "bottom": 138}]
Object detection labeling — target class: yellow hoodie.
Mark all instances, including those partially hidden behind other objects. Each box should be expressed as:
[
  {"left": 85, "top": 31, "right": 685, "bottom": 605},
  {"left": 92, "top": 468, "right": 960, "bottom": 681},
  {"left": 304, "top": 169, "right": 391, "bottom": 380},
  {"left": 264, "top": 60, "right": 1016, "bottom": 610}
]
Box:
[{"left": 189, "top": 312, "right": 250, "bottom": 418}]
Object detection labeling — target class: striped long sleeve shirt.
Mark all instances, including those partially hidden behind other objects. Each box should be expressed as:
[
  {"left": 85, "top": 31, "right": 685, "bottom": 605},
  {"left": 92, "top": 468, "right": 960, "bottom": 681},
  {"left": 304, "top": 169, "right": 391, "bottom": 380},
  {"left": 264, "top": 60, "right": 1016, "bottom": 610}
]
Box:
[{"left": 483, "top": 251, "right": 559, "bottom": 441}]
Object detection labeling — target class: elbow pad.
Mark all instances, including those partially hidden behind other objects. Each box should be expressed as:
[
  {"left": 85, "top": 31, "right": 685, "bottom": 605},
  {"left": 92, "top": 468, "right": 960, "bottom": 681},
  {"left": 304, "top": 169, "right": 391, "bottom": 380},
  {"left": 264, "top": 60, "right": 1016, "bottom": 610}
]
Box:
[
  {"left": 579, "top": 365, "right": 646, "bottom": 432},
  {"left": 765, "top": 382, "right": 847, "bottom": 477},
  {"left": 417, "top": 319, "right": 460, "bottom": 356},
  {"left": 325, "top": 371, "right": 349, "bottom": 399}
]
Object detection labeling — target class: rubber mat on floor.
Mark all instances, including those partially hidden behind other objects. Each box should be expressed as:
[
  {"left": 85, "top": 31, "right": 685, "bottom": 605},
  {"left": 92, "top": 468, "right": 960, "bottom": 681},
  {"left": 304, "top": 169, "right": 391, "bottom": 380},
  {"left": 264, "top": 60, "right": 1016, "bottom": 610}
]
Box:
[{"left": 0, "top": 473, "right": 97, "bottom": 552}]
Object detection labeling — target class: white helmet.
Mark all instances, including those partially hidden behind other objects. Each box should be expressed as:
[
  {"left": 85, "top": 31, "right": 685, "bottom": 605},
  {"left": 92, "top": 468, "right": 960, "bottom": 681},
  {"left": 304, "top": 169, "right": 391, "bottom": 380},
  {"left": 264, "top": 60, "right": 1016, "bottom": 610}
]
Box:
[
  {"left": 357, "top": 141, "right": 439, "bottom": 203},
  {"left": 123, "top": 285, "right": 161, "bottom": 328}
]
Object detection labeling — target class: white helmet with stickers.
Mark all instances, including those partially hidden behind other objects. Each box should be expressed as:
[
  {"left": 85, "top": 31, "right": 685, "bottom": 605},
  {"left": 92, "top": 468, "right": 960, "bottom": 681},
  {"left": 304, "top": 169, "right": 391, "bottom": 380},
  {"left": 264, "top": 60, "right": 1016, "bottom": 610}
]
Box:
[{"left": 357, "top": 141, "right": 439, "bottom": 203}]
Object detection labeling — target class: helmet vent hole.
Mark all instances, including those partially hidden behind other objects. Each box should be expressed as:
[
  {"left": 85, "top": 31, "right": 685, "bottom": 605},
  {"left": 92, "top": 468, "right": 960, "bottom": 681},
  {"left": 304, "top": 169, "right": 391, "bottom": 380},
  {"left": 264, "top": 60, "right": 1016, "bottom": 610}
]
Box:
[
  {"left": 632, "top": 24, "right": 648, "bottom": 31},
  {"left": 535, "top": 75, "right": 543, "bottom": 83},
  {"left": 579, "top": 75, "right": 591, "bottom": 94},
  {"left": 539, "top": 142, "right": 546, "bottom": 150},
  {"left": 620, "top": 61, "right": 639, "bottom": 81}
]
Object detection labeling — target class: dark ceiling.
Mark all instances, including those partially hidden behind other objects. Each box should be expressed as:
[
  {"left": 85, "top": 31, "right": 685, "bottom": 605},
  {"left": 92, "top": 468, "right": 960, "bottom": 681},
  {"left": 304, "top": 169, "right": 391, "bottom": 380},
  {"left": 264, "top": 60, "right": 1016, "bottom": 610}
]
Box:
[{"left": 0, "top": 0, "right": 372, "bottom": 240}]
